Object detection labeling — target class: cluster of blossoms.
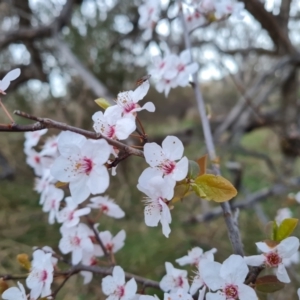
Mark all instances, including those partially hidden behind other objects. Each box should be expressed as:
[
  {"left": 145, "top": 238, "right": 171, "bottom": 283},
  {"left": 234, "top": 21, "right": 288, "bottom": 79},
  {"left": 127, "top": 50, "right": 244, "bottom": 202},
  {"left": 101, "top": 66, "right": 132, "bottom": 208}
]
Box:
[
  {"left": 149, "top": 49, "right": 199, "bottom": 97},
  {"left": 184, "top": 0, "right": 244, "bottom": 32}
]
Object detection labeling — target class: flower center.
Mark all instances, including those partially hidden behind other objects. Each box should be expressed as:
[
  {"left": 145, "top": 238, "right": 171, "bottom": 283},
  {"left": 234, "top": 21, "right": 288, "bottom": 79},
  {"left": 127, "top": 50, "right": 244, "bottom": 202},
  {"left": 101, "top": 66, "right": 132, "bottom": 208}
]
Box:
[
  {"left": 224, "top": 284, "right": 238, "bottom": 299},
  {"left": 106, "top": 243, "right": 114, "bottom": 252},
  {"left": 177, "top": 63, "right": 185, "bottom": 72},
  {"left": 123, "top": 102, "right": 137, "bottom": 114},
  {"left": 34, "top": 156, "right": 40, "bottom": 163},
  {"left": 101, "top": 204, "right": 109, "bottom": 213},
  {"left": 40, "top": 270, "right": 48, "bottom": 282},
  {"left": 160, "top": 159, "right": 176, "bottom": 175},
  {"left": 116, "top": 285, "right": 125, "bottom": 297},
  {"left": 75, "top": 157, "right": 93, "bottom": 175},
  {"left": 265, "top": 251, "right": 282, "bottom": 267},
  {"left": 71, "top": 236, "right": 81, "bottom": 246},
  {"left": 174, "top": 275, "right": 184, "bottom": 288}
]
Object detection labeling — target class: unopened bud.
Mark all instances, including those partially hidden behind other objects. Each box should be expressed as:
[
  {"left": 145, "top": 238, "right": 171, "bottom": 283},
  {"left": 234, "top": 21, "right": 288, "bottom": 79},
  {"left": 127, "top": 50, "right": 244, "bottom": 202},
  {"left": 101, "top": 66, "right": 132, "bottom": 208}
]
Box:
[
  {"left": 94, "top": 98, "right": 111, "bottom": 110},
  {"left": 17, "top": 253, "right": 31, "bottom": 271}
]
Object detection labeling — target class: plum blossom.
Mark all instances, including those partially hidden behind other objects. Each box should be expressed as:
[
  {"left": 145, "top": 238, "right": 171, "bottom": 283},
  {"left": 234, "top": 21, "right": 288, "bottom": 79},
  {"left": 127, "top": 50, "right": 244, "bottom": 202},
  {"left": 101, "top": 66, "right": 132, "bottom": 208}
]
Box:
[
  {"left": 106, "top": 80, "right": 155, "bottom": 121},
  {"left": 59, "top": 223, "right": 94, "bottom": 265},
  {"left": 92, "top": 109, "right": 136, "bottom": 141},
  {"left": 244, "top": 237, "right": 300, "bottom": 283},
  {"left": 24, "top": 129, "right": 48, "bottom": 150},
  {"left": 202, "top": 254, "right": 258, "bottom": 300},
  {"left": 24, "top": 148, "right": 45, "bottom": 177},
  {"left": 57, "top": 196, "right": 91, "bottom": 227},
  {"left": 39, "top": 135, "right": 59, "bottom": 157},
  {"left": 26, "top": 249, "right": 54, "bottom": 300},
  {"left": 102, "top": 266, "right": 137, "bottom": 300},
  {"left": 80, "top": 247, "right": 103, "bottom": 284},
  {"left": 35, "top": 169, "right": 56, "bottom": 205},
  {"left": 32, "top": 246, "right": 58, "bottom": 266},
  {"left": 1, "top": 282, "right": 27, "bottom": 300},
  {"left": 88, "top": 195, "right": 125, "bottom": 218},
  {"left": 0, "top": 68, "right": 21, "bottom": 94},
  {"left": 138, "top": 0, "right": 161, "bottom": 40},
  {"left": 42, "top": 184, "right": 64, "bottom": 224},
  {"left": 50, "top": 131, "right": 111, "bottom": 204},
  {"left": 159, "top": 262, "right": 189, "bottom": 293},
  {"left": 98, "top": 230, "right": 126, "bottom": 255},
  {"left": 150, "top": 50, "right": 198, "bottom": 97},
  {"left": 275, "top": 207, "right": 293, "bottom": 225},
  {"left": 142, "top": 135, "right": 188, "bottom": 188},
  {"left": 137, "top": 175, "right": 173, "bottom": 237},
  {"left": 175, "top": 246, "right": 217, "bottom": 266}
]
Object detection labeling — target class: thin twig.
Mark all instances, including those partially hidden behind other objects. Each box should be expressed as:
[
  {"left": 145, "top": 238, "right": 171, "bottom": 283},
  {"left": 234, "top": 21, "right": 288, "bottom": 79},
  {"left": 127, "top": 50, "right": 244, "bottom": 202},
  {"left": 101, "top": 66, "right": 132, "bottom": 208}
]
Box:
[
  {"left": 0, "top": 110, "right": 144, "bottom": 158},
  {"left": 178, "top": 1, "right": 244, "bottom": 256}
]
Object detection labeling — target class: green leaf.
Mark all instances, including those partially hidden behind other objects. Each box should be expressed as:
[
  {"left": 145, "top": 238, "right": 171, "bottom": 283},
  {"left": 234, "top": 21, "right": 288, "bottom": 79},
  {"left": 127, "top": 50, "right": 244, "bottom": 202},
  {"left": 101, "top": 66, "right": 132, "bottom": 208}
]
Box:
[
  {"left": 171, "top": 182, "right": 192, "bottom": 203},
  {"left": 187, "top": 160, "right": 200, "bottom": 180},
  {"left": 255, "top": 275, "right": 285, "bottom": 293},
  {"left": 274, "top": 218, "right": 298, "bottom": 242},
  {"left": 193, "top": 174, "right": 237, "bottom": 202},
  {"left": 264, "top": 221, "right": 276, "bottom": 240}
]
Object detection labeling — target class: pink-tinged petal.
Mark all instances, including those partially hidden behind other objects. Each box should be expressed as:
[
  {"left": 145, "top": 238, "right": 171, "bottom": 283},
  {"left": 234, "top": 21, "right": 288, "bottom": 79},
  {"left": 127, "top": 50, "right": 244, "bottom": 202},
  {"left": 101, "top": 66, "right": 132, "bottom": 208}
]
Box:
[
  {"left": 102, "top": 275, "right": 117, "bottom": 295},
  {"left": 59, "top": 237, "right": 73, "bottom": 254},
  {"left": 144, "top": 204, "right": 161, "bottom": 227},
  {"left": 105, "top": 105, "right": 123, "bottom": 121},
  {"left": 165, "top": 262, "right": 174, "bottom": 274},
  {"left": 0, "top": 68, "right": 21, "bottom": 91},
  {"left": 277, "top": 237, "right": 300, "bottom": 258},
  {"left": 256, "top": 242, "right": 272, "bottom": 253},
  {"left": 164, "top": 68, "right": 178, "bottom": 80},
  {"left": 2, "top": 287, "right": 23, "bottom": 300},
  {"left": 50, "top": 156, "right": 80, "bottom": 182},
  {"left": 124, "top": 278, "right": 138, "bottom": 297},
  {"left": 115, "top": 118, "right": 136, "bottom": 140},
  {"left": 112, "top": 230, "right": 126, "bottom": 253},
  {"left": 186, "top": 62, "right": 199, "bottom": 75},
  {"left": 180, "top": 49, "right": 192, "bottom": 64},
  {"left": 141, "top": 101, "right": 155, "bottom": 112},
  {"left": 88, "top": 166, "right": 109, "bottom": 194},
  {"left": 237, "top": 283, "right": 258, "bottom": 300},
  {"left": 201, "top": 261, "right": 223, "bottom": 291},
  {"left": 276, "top": 263, "right": 290, "bottom": 283},
  {"left": 74, "top": 207, "right": 91, "bottom": 218},
  {"left": 162, "top": 136, "right": 184, "bottom": 160},
  {"left": 220, "top": 254, "right": 248, "bottom": 284},
  {"left": 81, "top": 271, "right": 93, "bottom": 284},
  {"left": 172, "top": 156, "right": 188, "bottom": 181},
  {"left": 244, "top": 254, "right": 265, "bottom": 266},
  {"left": 113, "top": 266, "right": 125, "bottom": 285},
  {"left": 190, "top": 275, "right": 205, "bottom": 295},
  {"left": 137, "top": 168, "right": 163, "bottom": 194},
  {"left": 198, "top": 286, "right": 206, "bottom": 300},
  {"left": 70, "top": 177, "right": 90, "bottom": 204},
  {"left": 132, "top": 80, "right": 150, "bottom": 101},
  {"left": 58, "top": 131, "right": 86, "bottom": 155},
  {"left": 72, "top": 248, "right": 83, "bottom": 265},
  {"left": 30, "top": 283, "right": 43, "bottom": 300},
  {"left": 160, "top": 200, "right": 171, "bottom": 238},
  {"left": 206, "top": 292, "right": 226, "bottom": 300},
  {"left": 144, "top": 143, "right": 165, "bottom": 167}
]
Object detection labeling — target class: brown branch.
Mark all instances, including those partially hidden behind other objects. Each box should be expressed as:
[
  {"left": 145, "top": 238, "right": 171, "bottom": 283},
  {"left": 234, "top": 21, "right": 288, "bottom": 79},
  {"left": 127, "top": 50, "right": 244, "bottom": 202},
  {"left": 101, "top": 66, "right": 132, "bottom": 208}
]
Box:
[{"left": 0, "top": 110, "right": 144, "bottom": 158}]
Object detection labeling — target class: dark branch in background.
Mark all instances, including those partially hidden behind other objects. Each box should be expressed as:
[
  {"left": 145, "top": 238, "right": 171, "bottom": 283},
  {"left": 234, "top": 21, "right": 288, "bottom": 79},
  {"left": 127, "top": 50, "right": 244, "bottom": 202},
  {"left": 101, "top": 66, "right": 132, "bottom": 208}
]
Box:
[
  {"left": 239, "top": 0, "right": 295, "bottom": 54},
  {"left": 0, "top": 110, "right": 144, "bottom": 159},
  {"left": 178, "top": 1, "right": 244, "bottom": 257},
  {"left": 0, "top": 0, "right": 74, "bottom": 49}
]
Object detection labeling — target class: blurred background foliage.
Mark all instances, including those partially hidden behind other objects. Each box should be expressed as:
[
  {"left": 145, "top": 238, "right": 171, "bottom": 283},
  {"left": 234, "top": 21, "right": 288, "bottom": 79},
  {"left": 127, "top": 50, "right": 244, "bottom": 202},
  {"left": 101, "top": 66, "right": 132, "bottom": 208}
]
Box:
[{"left": 1, "top": 0, "right": 300, "bottom": 299}]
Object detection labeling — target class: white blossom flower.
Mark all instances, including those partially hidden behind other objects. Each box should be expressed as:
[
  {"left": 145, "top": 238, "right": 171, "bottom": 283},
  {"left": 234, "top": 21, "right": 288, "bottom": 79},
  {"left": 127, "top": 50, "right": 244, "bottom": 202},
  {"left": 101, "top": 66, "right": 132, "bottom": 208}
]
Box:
[
  {"left": 0, "top": 68, "right": 21, "bottom": 94},
  {"left": 106, "top": 80, "right": 155, "bottom": 120},
  {"left": 2, "top": 282, "right": 27, "bottom": 300},
  {"left": 32, "top": 246, "right": 58, "bottom": 266},
  {"left": 142, "top": 136, "right": 188, "bottom": 188},
  {"left": 50, "top": 131, "right": 111, "bottom": 204},
  {"left": 88, "top": 195, "right": 125, "bottom": 218},
  {"left": 159, "top": 262, "right": 189, "bottom": 293},
  {"left": 175, "top": 247, "right": 217, "bottom": 266},
  {"left": 102, "top": 266, "right": 137, "bottom": 300},
  {"left": 98, "top": 230, "right": 126, "bottom": 254},
  {"left": 42, "top": 184, "right": 64, "bottom": 224},
  {"left": 59, "top": 223, "right": 94, "bottom": 265},
  {"left": 244, "top": 237, "right": 300, "bottom": 283},
  {"left": 202, "top": 254, "right": 258, "bottom": 300},
  {"left": 34, "top": 169, "right": 56, "bottom": 205},
  {"left": 57, "top": 196, "right": 91, "bottom": 227},
  {"left": 24, "top": 148, "right": 45, "bottom": 177},
  {"left": 275, "top": 208, "right": 293, "bottom": 226},
  {"left": 137, "top": 175, "right": 173, "bottom": 238},
  {"left": 24, "top": 129, "right": 48, "bottom": 150},
  {"left": 39, "top": 135, "right": 59, "bottom": 157},
  {"left": 92, "top": 109, "right": 136, "bottom": 141},
  {"left": 26, "top": 249, "right": 54, "bottom": 299}
]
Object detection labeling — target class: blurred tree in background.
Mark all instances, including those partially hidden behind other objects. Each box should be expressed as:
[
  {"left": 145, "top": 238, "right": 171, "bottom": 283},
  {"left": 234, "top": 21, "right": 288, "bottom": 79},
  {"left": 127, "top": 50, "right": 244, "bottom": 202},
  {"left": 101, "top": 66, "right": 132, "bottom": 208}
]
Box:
[{"left": 1, "top": 0, "right": 300, "bottom": 299}]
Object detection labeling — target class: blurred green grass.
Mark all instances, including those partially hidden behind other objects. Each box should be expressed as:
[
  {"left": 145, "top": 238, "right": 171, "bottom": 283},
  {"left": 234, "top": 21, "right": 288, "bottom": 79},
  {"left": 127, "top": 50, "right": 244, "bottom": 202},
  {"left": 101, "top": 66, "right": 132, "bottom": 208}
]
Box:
[{"left": 1, "top": 101, "right": 300, "bottom": 299}]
